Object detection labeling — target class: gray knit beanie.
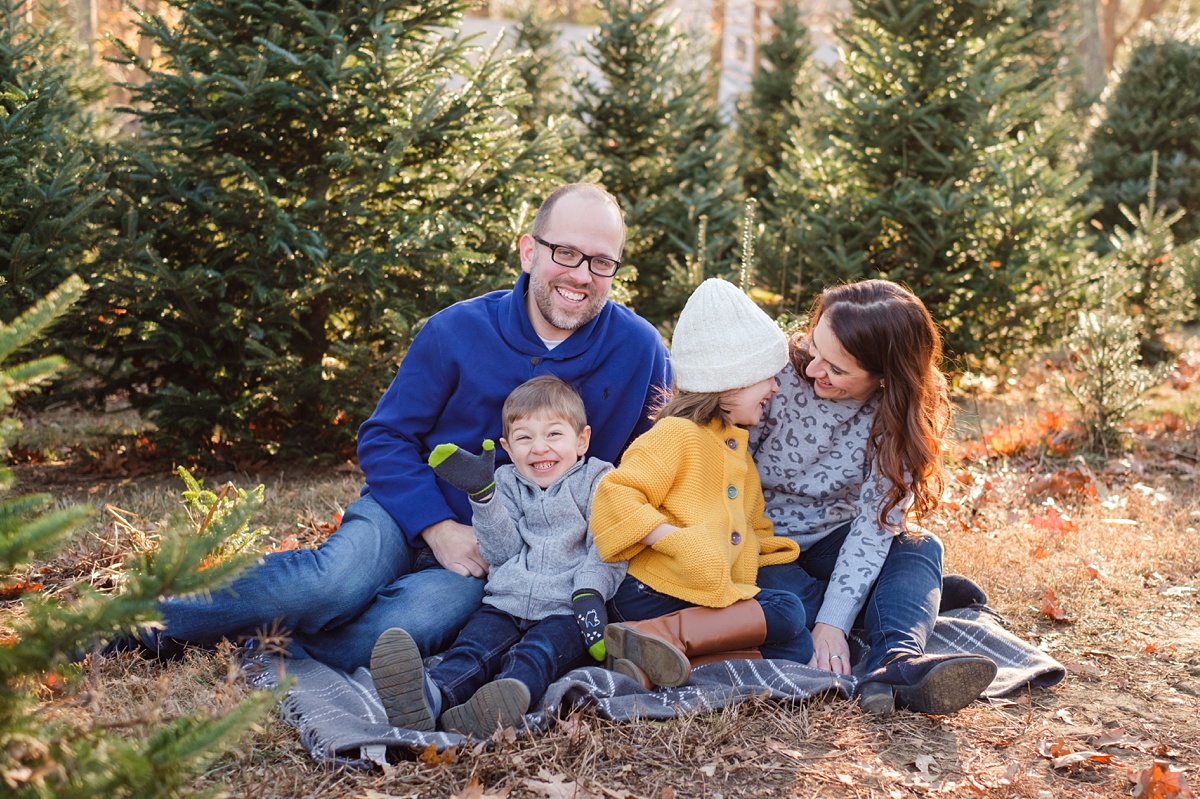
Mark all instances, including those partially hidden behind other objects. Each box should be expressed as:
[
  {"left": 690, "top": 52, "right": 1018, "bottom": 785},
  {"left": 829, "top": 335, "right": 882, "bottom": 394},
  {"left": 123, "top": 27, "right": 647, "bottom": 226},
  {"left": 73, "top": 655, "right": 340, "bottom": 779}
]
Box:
[{"left": 671, "top": 278, "right": 788, "bottom": 393}]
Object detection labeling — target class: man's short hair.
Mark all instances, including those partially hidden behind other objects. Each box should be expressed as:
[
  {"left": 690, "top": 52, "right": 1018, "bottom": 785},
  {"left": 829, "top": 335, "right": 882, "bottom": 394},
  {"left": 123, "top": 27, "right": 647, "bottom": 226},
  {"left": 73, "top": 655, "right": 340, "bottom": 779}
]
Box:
[
  {"left": 502, "top": 375, "right": 588, "bottom": 438},
  {"left": 531, "top": 183, "right": 626, "bottom": 254}
]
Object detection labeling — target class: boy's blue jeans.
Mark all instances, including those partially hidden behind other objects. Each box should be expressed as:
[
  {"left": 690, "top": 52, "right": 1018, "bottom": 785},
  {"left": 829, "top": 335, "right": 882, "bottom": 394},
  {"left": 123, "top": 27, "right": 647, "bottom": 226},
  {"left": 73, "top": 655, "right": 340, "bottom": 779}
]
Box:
[
  {"left": 429, "top": 605, "right": 591, "bottom": 709},
  {"left": 155, "top": 493, "right": 485, "bottom": 672},
  {"left": 609, "top": 576, "right": 815, "bottom": 664},
  {"left": 757, "top": 523, "right": 944, "bottom": 672}
]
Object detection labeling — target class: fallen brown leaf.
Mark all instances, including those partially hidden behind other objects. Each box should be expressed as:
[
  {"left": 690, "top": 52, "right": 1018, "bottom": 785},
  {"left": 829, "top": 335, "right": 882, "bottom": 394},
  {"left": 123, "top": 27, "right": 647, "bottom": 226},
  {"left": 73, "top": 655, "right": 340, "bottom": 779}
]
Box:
[
  {"left": 1132, "top": 760, "right": 1196, "bottom": 798},
  {"left": 1040, "top": 588, "right": 1074, "bottom": 622},
  {"left": 418, "top": 742, "right": 457, "bottom": 766}
]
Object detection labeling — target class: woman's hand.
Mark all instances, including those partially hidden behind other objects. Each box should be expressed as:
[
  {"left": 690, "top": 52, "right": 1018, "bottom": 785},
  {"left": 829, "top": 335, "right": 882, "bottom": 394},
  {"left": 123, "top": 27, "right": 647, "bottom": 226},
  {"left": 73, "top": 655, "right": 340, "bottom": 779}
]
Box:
[{"left": 808, "top": 622, "right": 851, "bottom": 676}]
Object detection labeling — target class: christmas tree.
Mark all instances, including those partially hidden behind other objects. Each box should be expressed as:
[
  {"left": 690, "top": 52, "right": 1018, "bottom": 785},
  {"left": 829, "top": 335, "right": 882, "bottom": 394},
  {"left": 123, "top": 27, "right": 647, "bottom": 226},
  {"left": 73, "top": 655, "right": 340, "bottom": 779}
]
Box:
[
  {"left": 769, "top": 0, "right": 1096, "bottom": 368},
  {"left": 0, "top": 0, "right": 108, "bottom": 325},
  {"left": 0, "top": 276, "right": 274, "bottom": 798},
  {"left": 734, "top": 0, "right": 816, "bottom": 309},
  {"left": 572, "top": 0, "right": 740, "bottom": 325},
  {"left": 95, "top": 0, "right": 567, "bottom": 457},
  {"left": 1086, "top": 20, "right": 1200, "bottom": 248}
]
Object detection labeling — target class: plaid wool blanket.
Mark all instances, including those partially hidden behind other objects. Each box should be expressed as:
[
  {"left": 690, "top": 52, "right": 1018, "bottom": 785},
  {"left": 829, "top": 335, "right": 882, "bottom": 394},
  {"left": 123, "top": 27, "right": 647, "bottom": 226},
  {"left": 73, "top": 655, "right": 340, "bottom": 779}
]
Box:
[{"left": 245, "top": 607, "right": 1064, "bottom": 767}]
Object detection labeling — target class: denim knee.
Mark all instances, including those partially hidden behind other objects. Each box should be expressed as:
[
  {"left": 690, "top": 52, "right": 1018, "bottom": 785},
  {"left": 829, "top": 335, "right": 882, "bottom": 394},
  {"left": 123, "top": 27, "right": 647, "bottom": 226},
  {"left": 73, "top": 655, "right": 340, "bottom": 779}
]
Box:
[
  {"left": 894, "top": 529, "right": 944, "bottom": 567},
  {"left": 755, "top": 589, "right": 812, "bottom": 662}
]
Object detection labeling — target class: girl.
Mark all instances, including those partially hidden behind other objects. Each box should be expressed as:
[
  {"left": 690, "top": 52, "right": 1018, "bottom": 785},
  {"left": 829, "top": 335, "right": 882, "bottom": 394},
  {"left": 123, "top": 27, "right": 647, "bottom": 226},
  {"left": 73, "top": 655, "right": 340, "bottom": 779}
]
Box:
[
  {"left": 751, "top": 279, "right": 995, "bottom": 714},
  {"left": 590, "top": 278, "right": 816, "bottom": 687}
]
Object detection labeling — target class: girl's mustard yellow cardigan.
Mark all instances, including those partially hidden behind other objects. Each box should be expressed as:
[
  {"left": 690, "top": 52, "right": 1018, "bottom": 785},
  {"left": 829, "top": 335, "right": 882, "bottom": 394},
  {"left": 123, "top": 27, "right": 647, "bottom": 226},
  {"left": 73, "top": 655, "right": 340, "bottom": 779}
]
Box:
[{"left": 590, "top": 416, "right": 799, "bottom": 608}]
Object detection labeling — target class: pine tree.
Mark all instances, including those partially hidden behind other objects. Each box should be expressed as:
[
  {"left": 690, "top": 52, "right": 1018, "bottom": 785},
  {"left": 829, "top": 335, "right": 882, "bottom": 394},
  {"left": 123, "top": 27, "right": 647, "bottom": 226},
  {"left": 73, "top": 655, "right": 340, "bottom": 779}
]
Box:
[
  {"left": 572, "top": 0, "right": 740, "bottom": 325},
  {"left": 734, "top": 0, "right": 815, "bottom": 310},
  {"left": 769, "top": 0, "right": 1096, "bottom": 369},
  {"left": 735, "top": 0, "right": 814, "bottom": 202},
  {"left": 511, "top": 1, "right": 573, "bottom": 139},
  {"left": 1086, "top": 19, "right": 1200, "bottom": 248},
  {"left": 93, "top": 0, "right": 568, "bottom": 457},
  {"left": 1099, "top": 154, "right": 1199, "bottom": 364},
  {"left": 1061, "top": 278, "right": 1164, "bottom": 454},
  {"left": 0, "top": 0, "right": 108, "bottom": 324},
  {"left": 1, "top": 277, "right": 275, "bottom": 799}
]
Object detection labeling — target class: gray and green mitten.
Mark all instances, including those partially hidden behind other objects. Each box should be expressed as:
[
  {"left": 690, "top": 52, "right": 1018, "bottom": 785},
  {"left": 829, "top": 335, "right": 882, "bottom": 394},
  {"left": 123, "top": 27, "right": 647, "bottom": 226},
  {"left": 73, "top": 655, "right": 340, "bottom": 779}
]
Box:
[
  {"left": 428, "top": 440, "right": 497, "bottom": 502},
  {"left": 572, "top": 589, "right": 608, "bottom": 661}
]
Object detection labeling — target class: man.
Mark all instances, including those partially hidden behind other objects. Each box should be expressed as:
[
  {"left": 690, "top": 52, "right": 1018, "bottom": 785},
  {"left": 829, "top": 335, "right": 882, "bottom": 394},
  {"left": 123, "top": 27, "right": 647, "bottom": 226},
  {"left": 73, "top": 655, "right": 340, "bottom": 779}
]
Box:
[{"left": 123, "top": 183, "right": 670, "bottom": 672}]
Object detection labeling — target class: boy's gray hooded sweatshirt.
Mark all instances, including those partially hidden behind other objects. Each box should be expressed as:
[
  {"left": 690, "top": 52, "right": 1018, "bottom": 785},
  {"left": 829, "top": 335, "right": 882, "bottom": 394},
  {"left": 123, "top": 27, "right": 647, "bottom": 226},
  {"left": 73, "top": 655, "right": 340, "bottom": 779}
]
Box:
[{"left": 470, "top": 457, "right": 625, "bottom": 620}]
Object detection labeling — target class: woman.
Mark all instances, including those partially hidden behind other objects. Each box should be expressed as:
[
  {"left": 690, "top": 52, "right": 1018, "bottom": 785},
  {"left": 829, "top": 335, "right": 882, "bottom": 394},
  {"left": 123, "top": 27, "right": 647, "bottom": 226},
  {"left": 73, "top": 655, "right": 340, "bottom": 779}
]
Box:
[{"left": 750, "top": 279, "right": 994, "bottom": 715}]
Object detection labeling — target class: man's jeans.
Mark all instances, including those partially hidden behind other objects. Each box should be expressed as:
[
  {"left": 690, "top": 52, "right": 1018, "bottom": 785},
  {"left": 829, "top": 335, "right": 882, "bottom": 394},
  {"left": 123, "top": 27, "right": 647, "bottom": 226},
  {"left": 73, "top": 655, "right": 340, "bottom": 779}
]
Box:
[
  {"left": 757, "top": 523, "right": 944, "bottom": 672},
  {"left": 429, "top": 605, "right": 590, "bottom": 709},
  {"left": 609, "top": 576, "right": 815, "bottom": 664},
  {"left": 157, "top": 493, "right": 485, "bottom": 672}
]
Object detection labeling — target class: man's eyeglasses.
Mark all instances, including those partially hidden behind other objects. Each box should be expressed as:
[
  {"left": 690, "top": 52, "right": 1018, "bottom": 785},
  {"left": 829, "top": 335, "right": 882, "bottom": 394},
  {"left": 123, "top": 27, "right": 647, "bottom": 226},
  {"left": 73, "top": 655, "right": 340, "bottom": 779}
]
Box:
[{"left": 533, "top": 236, "right": 621, "bottom": 278}]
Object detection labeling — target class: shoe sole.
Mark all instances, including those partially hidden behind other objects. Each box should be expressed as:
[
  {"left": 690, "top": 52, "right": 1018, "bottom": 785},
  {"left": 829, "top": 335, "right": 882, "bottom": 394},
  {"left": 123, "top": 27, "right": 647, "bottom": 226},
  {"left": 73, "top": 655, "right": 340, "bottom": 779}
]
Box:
[
  {"left": 894, "top": 656, "right": 997, "bottom": 715},
  {"left": 369, "top": 628, "right": 436, "bottom": 731},
  {"left": 604, "top": 624, "right": 690, "bottom": 687},
  {"left": 611, "top": 657, "right": 653, "bottom": 689},
  {"left": 440, "top": 679, "right": 531, "bottom": 739}
]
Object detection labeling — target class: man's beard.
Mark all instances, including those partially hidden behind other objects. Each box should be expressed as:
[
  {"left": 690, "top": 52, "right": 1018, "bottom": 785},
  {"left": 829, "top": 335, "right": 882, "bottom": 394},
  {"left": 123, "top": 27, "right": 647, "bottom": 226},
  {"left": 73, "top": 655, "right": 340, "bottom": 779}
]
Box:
[{"left": 529, "top": 260, "right": 607, "bottom": 332}]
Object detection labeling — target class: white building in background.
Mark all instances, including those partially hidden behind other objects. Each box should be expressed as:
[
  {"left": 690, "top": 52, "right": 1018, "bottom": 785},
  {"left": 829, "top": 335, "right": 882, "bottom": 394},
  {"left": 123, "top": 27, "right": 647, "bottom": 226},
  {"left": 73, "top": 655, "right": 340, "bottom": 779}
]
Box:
[{"left": 461, "top": 0, "right": 845, "bottom": 111}]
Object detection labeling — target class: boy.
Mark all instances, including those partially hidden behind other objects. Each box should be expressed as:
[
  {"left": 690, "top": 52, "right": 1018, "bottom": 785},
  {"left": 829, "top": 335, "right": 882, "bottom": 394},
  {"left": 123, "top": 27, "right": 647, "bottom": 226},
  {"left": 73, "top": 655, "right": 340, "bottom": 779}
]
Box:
[{"left": 369, "top": 375, "right": 624, "bottom": 738}]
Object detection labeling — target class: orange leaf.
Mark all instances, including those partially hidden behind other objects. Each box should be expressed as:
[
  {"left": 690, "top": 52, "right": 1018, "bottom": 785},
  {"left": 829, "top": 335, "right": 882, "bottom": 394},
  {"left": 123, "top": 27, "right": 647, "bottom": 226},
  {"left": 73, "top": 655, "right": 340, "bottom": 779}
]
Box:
[
  {"left": 418, "top": 742, "right": 457, "bottom": 766},
  {"left": 452, "top": 776, "right": 485, "bottom": 798},
  {"left": 1133, "top": 760, "right": 1196, "bottom": 798},
  {"left": 1040, "top": 589, "right": 1074, "bottom": 622},
  {"left": 0, "top": 580, "right": 44, "bottom": 600},
  {"left": 1141, "top": 642, "right": 1158, "bottom": 654},
  {"left": 984, "top": 423, "right": 1028, "bottom": 457},
  {"left": 1041, "top": 737, "right": 1072, "bottom": 757},
  {"left": 1031, "top": 506, "right": 1079, "bottom": 536},
  {"left": 263, "top": 534, "right": 300, "bottom": 554},
  {"left": 1030, "top": 544, "right": 1052, "bottom": 559}
]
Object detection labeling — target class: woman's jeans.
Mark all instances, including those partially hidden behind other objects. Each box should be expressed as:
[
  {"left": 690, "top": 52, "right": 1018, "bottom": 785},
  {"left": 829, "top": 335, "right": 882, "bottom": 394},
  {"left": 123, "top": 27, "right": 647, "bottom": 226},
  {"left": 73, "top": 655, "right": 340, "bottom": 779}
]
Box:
[
  {"left": 156, "top": 493, "right": 485, "bottom": 672},
  {"left": 757, "top": 523, "right": 944, "bottom": 673},
  {"left": 609, "top": 576, "right": 815, "bottom": 664},
  {"left": 429, "top": 605, "right": 590, "bottom": 709}
]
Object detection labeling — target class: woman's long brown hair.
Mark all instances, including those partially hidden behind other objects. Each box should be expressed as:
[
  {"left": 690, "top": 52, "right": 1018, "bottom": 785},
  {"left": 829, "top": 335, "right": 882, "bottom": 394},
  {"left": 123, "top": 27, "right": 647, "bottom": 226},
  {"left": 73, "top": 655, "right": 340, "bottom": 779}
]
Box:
[{"left": 790, "top": 280, "right": 951, "bottom": 526}]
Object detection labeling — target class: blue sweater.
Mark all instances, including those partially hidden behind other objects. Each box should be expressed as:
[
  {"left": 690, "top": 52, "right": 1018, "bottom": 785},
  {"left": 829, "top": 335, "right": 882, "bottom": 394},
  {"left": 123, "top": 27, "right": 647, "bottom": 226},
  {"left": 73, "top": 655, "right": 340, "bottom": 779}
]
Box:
[{"left": 357, "top": 272, "right": 670, "bottom": 544}]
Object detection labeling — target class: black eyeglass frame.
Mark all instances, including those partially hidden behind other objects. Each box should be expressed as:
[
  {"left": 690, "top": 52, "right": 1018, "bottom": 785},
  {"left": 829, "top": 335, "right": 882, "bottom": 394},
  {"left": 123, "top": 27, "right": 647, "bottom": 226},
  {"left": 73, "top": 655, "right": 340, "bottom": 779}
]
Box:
[{"left": 532, "top": 236, "right": 622, "bottom": 278}]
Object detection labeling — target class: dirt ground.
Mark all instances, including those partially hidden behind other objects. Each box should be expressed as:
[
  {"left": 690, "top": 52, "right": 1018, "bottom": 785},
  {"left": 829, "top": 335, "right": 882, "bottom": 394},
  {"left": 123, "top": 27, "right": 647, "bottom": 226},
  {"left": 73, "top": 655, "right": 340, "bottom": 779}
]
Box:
[{"left": 6, "top": 354, "right": 1200, "bottom": 798}]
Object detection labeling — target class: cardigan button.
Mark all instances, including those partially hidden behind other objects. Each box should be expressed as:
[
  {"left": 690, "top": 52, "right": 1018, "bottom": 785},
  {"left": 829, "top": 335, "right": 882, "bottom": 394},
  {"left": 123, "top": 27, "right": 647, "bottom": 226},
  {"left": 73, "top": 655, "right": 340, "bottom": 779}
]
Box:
[
  {"left": 726, "top": 485, "right": 738, "bottom": 499},
  {"left": 531, "top": 356, "right": 540, "bottom": 365},
  {"left": 725, "top": 438, "right": 738, "bottom": 450},
  {"left": 731, "top": 530, "right": 742, "bottom": 545}
]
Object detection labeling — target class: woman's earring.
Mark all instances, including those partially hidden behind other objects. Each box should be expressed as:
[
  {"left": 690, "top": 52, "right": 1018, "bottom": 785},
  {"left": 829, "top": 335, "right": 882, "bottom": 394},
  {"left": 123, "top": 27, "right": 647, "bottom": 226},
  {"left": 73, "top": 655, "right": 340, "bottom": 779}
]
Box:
[{"left": 879, "top": 380, "right": 885, "bottom": 388}]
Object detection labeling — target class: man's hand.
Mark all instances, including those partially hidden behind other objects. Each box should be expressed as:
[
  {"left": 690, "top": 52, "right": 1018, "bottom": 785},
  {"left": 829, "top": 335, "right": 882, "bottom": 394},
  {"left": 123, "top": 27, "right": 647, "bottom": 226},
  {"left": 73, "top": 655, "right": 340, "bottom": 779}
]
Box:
[
  {"left": 808, "top": 622, "right": 851, "bottom": 676},
  {"left": 421, "top": 519, "right": 489, "bottom": 578}
]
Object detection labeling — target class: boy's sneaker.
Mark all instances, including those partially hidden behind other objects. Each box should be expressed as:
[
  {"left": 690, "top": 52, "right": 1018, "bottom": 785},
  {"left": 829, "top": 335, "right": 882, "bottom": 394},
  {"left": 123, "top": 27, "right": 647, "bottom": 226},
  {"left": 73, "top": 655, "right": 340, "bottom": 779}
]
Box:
[
  {"left": 370, "top": 628, "right": 437, "bottom": 731},
  {"left": 439, "top": 679, "right": 530, "bottom": 739}
]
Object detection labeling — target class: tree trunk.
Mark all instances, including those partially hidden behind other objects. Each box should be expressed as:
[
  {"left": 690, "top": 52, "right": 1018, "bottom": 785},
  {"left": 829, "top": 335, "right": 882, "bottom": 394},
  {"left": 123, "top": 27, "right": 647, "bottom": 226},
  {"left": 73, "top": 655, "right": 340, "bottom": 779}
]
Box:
[
  {"left": 73, "top": 0, "right": 96, "bottom": 55},
  {"left": 710, "top": 0, "right": 726, "bottom": 101},
  {"left": 1077, "top": 0, "right": 1107, "bottom": 96}
]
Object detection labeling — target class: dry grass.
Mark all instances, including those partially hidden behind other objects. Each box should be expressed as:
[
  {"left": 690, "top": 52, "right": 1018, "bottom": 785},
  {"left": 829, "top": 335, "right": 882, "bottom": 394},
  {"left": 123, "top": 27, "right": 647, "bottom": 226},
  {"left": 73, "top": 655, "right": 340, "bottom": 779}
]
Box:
[{"left": 7, "top": 350, "right": 1200, "bottom": 798}]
